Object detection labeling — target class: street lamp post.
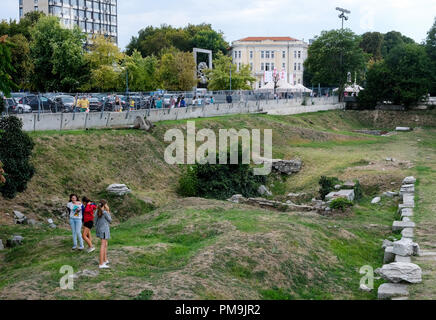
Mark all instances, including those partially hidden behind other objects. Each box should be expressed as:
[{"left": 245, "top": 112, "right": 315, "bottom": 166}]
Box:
[
  {"left": 336, "top": 7, "right": 351, "bottom": 102},
  {"left": 229, "top": 63, "right": 232, "bottom": 92}
]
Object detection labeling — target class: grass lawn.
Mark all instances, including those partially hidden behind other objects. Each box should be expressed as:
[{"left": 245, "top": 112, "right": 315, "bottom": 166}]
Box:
[{"left": 0, "top": 110, "right": 435, "bottom": 300}]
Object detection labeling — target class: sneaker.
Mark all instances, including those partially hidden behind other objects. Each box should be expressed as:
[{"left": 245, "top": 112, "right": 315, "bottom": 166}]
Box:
[
  {"left": 87, "top": 247, "right": 96, "bottom": 253},
  {"left": 72, "top": 247, "right": 77, "bottom": 251},
  {"left": 78, "top": 247, "right": 85, "bottom": 251},
  {"left": 104, "top": 260, "right": 109, "bottom": 265},
  {"left": 99, "top": 264, "right": 110, "bottom": 269}
]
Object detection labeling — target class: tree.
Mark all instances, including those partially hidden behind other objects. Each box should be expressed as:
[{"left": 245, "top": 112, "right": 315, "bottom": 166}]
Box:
[
  {"left": 126, "top": 24, "right": 229, "bottom": 58},
  {"left": 0, "top": 35, "right": 16, "bottom": 97},
  {"left": 158, "top": 49, "right": 197, "bottom": 91},
  {"left": 83, "top": 35, "right": 124, "bottom": 92},
  {"left": 205, "top": 52, "right": 255, "bottom": 90},
  {"left": 9, "top": 34, "right": 34, "bottom": 91},
  {"left": 425, "top": 17, "right": 436, "bottom": 95},
  {"left": 381, "top": 31, "right": 415, "bottom": 57},
  {"left": 31, "top": 16, "right": 88, "bottom": 92},
  {"left": 0, "top": 116, "right": 35, "bottom": 199},
  {"left": 359, "top": 43, "right": 432, "bottom": 107},
  {"left": 360, "top": 32, "right": 384, "bottom": 61},
  {"left": 304, "top": 29, "right": 367, "bottom": 89},
  {"left": 124, "top": 50, "right": 160, "bottom": 91}
]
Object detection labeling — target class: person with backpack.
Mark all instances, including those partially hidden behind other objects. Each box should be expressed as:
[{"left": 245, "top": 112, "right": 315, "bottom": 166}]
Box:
[
  {"left": 82, "top": 197, "right": 97, "bottom": 253},
  {"left": 67, "top": 194, "right": 85, "bottom": 251},
  {"left": 95, "top": 199, "right": 112, "bottom": 269}
]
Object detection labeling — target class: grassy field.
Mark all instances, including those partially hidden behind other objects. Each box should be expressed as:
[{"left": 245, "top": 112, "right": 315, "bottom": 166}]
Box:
[{"left": 0, "top": 110, "right": 435, "bottom": 300}]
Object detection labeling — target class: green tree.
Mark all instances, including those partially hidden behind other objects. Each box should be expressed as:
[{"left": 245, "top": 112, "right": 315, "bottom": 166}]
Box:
[
  {"left": 205, "top": 52, "right": 255, "bottom": 90},
  {"left": 425, "top": 17, "right": 436, "bottom": 95},
  {"left": 360, "top": 32, "right": 384, "bottom": 61},
  {"left": 304, "top": 29, "right": 367, "bottom": 89},
  {"left": 31, "top": 16, "right": 87, "bottom": 92},
  {"left": 0, "top": 116, "right": 35, "bottom": 199},
  {"left": 9, "top": 34, "right": 33, "bottom": 91},
  {"left": 83, "top": 35, "right": 124, "bottom": 92},
  {"left": 359, "top": 43, "right": 432, "bottom": 107},
  {"left": 158, "top": 49, "right": 197, "bottom": 91},
  {"left": 381, "top": 31, "right": 415, "bottom": 57},
  {"left": 124, "top": 50, "right": 159, "bottom": 91},
  {"left": 0, "top": 35, "right": 16, "bottom": 97},
  {"left": 127, "top": 24, "right": 229, "bottom": 58}
]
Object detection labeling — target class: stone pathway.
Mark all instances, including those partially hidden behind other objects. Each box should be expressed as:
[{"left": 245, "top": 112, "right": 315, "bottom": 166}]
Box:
[{"left": 377, "top": 176, "right": 423, "bottom": 300}]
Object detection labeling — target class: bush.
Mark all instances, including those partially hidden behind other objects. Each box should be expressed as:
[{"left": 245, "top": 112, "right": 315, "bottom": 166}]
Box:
[
  {"left": 177, "top": 147, "right": 266, "bottom": 200},
  {"left": 319, "top": 176, "right": 341, "bottom": 200},
  {"left": 330, "top": 198, "right": 354, "bottom": 211},
  {"left": 176, "top": 165, "right": 198, "bottom": 197},
  {"left": 0, "top": 116, "right": 35, "bottom": 199},
  {"left": 134, "top": 289, "right": 154, "bottom": 300},
  {"left": 353, "top": 180, "right": 363, "bottom": 202}
]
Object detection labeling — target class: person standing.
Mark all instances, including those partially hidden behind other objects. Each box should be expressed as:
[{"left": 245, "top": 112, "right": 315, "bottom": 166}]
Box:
[
  {"left": 209, "top": 96, "right": 214, "bottom": 105},
  {"left": 67, "top": 194, "right": 85, "bottom": 251},
  {"left": 156, "top": 97, "right": 163, "bottom": 109},
  {"left": 180, "top": 96, "right": 186, "bottom": 108},
  {"left": 82, "top": 197, "right": 97, "bottom": 253},
  {"left": 170, "top": 96, "right": 176, "bottom": 109},
  {"left": 95, "top": 200, "right": 112, "bottom": 269}
]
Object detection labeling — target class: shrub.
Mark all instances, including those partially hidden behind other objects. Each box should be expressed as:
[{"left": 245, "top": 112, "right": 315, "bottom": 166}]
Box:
[
  {"left": 0, "top": 116, "right": 35, "bottom": 199},
  {"left": 330, "top": 198, "right": 354, "bottom": 211},
  {"left": 353, "top": 180, "right": 363, "bottom": 202},
  {"left": 177, "top": 147, "right": 266, "bottom": 200},
  {"left": 319, "top": 176, "right": 341, "bottom": 200},
  {"left": 177, "top": 165, "right": 198, "bottom": 197}
]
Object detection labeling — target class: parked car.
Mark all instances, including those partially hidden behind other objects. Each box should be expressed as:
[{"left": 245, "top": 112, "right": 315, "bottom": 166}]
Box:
[
  {"left": 53, "top": 95, "right": 77, "bottom": 113},
  {"left": 88, "top": 97, "right": 103, "bottom": 112},
  {"left": 3, "top": 97, "right": 32, "bottom": 114},
  {"left": 16, "top": 94, "right": 55, "bottom": 113}
]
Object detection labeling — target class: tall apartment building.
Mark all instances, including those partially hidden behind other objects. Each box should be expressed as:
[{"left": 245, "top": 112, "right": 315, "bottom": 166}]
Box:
[
  {"left": 231, "top": 37, "right": 308, "bottom": 89},
  {"left": 19, "top": 0, "right": 118, "bottom": 45}
]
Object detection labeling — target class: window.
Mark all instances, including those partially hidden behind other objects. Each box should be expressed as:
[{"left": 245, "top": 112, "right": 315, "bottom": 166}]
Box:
[
  {"left": 298, "top": 63, "right": 301, "bottom": 71},
  {"left": 282, "top": 63, "right": 286, "bottom": 69},
  {"left": 294, "top": 51, "right": 297, "bottom": 58},
  {"left": 298, "top": 78, "right": 301, "bottom": 84},
  {"left": 234, "top": 51, "right": 237, "bottom": 59},
  {"left": 250, "top": 51, "right": 253, "bottom": 59},
  {"left": 250, "top": 62, "right": 253, "bottom": 71},
  {"left": 239, "top": 51, "right": 241, "bottom": 59},
  {"left": 282, "top": 51, "right": 286, "bottom": 59},
  {"left": 271, "top": 51, "right": 275, "bottom": 59},
  {"left": 265, "top": 63, "right": 270, "bottom": 71},
  {"left": 261, "top": 51, "right": 265, "bottom": 59},
  {"left": 294, "top": 63, "right": 297, "bottom": 71},
  {"left": 271, "top": 63, "right": 275, "bottom": 71},
  {"left": 261, "top": 63, "right": 264, "bottom": 71},
  {"left": 265, "top": 51, "right": 270, "bottom": 59},
  {"left": 298, "top": 51, "right": 301, "bottom": 58}
]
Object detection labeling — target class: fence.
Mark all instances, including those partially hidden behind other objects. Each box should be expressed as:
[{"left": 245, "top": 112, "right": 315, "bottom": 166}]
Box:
[
  {"left": 2, "top": 89, "right": 338, "bottom": 116},
  {"left": 11, "top": 96, "right": 343, "bottom": 132}
]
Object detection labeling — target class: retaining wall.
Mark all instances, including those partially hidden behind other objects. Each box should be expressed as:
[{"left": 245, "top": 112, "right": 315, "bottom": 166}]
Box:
[{"left": 16, "top": 97, "right": 343, "bottom": 132}]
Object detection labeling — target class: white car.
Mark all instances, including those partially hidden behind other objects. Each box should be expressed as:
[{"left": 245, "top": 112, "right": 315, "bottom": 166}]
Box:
[{"left": 3, "top": 97, "right": 32, "bottom": 114}]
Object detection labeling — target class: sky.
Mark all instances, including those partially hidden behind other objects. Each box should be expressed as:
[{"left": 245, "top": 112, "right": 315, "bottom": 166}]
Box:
[{"left": 1, "top": 0, "right": 435, "bottom": 50}]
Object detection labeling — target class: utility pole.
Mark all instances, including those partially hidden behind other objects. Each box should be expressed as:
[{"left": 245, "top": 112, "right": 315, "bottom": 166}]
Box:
[{"left": 336, "top": 7, "right": 351, "bottom": 102}]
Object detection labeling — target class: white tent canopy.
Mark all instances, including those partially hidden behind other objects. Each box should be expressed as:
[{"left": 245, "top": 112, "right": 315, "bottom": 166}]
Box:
[
  {"left": 291, "top": 84, "right": 313, "bottom": 93},
  {"left": 257, "top": 81, "right": 312, "bottom": 93},
  {"left": 333, "top": 83, "right": 364, "bottom": 93}
]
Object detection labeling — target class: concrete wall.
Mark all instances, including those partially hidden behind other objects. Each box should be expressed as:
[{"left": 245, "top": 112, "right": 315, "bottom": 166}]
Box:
[{"left": 16, "top": 97, "right": 343, "bottom": 132}]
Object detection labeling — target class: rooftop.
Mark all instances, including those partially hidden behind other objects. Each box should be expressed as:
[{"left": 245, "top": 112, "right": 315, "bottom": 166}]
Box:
[{"left": 237, "top": 37, "right": 299, "bottom": 42}]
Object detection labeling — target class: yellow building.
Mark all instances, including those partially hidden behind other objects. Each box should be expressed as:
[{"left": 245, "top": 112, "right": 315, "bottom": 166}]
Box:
[{"left": 231, "top": 37, "right": 308, "bottom": 89}]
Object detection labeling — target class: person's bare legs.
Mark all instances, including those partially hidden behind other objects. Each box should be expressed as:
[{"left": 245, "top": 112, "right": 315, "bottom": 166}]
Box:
[
  {"left": 82, "top": 227, "right": 92, "bottom": 248},
  {"left": 104, "top": 240, "right": 108, "bottom": 262},
  {"left": 99, "top": 239, "right": 107, "bottom": 266}
]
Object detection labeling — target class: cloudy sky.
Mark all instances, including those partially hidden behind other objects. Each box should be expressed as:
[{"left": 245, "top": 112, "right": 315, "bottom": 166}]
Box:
[{"left": 2, "top": 0, "right": 435, "bottom": 50}]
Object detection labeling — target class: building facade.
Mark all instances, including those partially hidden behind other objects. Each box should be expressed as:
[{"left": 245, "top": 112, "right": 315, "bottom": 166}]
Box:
[
  {"left": 19, "top": 0, "right": 118, "bottom": 44},
  {"left": 231, "top": 37, "right": 308, "bottom": 89}
]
